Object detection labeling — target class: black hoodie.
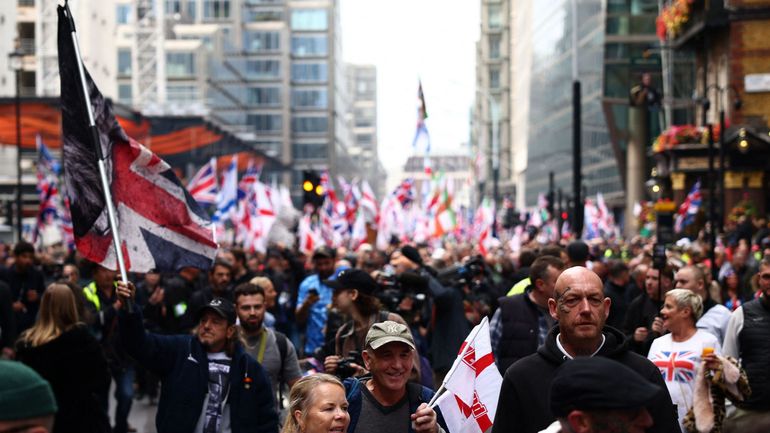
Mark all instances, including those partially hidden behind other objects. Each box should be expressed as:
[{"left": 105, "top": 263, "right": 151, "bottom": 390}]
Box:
[{"left": 491, "top": 326, "right": 679, "bottom": 433}]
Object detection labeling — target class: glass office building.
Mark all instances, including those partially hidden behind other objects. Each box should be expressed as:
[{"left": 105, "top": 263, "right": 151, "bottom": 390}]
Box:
[{"left": 517, "top": 0, "right": 672, "bottom": 211}]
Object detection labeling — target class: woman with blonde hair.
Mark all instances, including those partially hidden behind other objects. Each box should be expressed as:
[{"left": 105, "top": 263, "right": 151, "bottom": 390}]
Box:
[
  {"left": 647, "top": 288, "right": 721, "bottom": 431},
  {"left": 282, "top": 373, "right": 349, "bottom": 433},
  {"left": 16, "top": 283, "right": 111, "bottom": 433}
]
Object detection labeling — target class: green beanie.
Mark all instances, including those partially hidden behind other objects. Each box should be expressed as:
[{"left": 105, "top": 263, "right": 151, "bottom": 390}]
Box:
[{"left": 0, "top": 360, "right": 57, "bottom": 420}]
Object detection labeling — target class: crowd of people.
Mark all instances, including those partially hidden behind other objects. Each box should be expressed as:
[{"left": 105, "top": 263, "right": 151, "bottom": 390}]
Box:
[{"left": 1, "top": 220, "right": 770, "bottom": 433}]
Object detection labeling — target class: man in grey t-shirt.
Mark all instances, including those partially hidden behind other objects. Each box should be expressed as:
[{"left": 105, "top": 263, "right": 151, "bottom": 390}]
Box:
[{"left": 235, "top": 283, "right": 302, "bottom": 411}]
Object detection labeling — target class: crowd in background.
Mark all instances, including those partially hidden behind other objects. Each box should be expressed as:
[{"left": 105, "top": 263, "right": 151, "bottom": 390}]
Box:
[{"left": 2, "top": 211, "right": 770, "bottom": 433}]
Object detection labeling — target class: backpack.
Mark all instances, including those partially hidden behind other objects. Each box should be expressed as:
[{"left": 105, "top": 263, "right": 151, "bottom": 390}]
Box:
[{"left": 275, "top": 330, "right": 289, "bottom": 408}]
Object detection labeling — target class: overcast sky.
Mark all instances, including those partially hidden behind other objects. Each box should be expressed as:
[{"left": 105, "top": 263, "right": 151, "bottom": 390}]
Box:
[{"left": 340, "top": 0, "right": 480, "bottom": 189}]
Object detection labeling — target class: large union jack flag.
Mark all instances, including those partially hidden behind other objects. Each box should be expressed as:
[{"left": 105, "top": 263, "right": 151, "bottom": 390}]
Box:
[
  {"left": 651, "top": 350, "right": 696, "bottom": 382},
  {"left": 58, "top": 6, "right": 217, "bottom": 272}
]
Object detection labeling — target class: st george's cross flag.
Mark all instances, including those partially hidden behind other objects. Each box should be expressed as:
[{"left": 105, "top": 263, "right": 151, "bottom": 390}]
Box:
[
  {"left": 58, "top": 5, "right": 217, "bottom": 272},
  {"left": 436, "top": 317, "right": 503, "bottom": 433}
]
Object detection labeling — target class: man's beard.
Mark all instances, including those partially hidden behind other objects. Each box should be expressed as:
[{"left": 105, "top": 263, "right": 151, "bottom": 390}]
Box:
[
  {"left": 318, "top": 270, "right": 334, "bottom": 279},
  {"left": 240, "top": 318, "right": 262, "bottom": 334}
]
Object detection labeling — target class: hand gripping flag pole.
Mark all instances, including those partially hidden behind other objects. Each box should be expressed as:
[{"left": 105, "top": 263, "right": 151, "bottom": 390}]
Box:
[{"left": 63, "top": 2, "right": 131, "bottom": 303}]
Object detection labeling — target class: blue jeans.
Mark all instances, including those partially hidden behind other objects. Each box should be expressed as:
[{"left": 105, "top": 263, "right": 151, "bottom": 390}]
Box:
[{"left": 111, "top": 366, "right": 135, "bottom": 433}]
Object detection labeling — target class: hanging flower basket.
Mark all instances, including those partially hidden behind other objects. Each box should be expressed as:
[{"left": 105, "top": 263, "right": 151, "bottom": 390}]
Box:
[
  {"left": 652, "top": 123, "right": 723, "bottom": 153},
  {"left": 656, "top": 0, "right": 697, "bottom": 41}
]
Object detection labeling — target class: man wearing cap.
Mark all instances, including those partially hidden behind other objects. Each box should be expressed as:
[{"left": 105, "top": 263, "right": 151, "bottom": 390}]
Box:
[
  {"left": 491, "top": 267, "right": 678, "bottom": 433},
  {"left": 0, "top": 360, "right": 58, "bottom": 433},
  {"left": 391, "top": 246, "right": 469, "bottom": 384},
  {"left": 344, "top": 321, "right": 447, "bottom": 433},
  {"left": 542, "top": 357, "right": 660, "bottom": 433},
  {"left": 116, "top": 282, "right": 278, "bottom": 433},
  {"left": 296, "top": 246, "right": 337, "bottom": 356},
  {"left": 322, "top": 269, "right": 407, "bottom": 377}
]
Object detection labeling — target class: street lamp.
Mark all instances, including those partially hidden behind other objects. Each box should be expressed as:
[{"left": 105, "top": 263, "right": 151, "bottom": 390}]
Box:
[
  {"left": 700, "top": 84, "right": 742, "bottom": 233},
  {"left": 8, "top": 39, "right": 24, "bottom": 243}
]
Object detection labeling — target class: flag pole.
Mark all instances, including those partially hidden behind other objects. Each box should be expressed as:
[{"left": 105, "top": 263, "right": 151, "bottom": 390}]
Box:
[
  {"left": 427, "top": 316, "right": 489, "bottom": 409},
  {"left": 63, "top": 2, "right": 129, "bottom": 287}
]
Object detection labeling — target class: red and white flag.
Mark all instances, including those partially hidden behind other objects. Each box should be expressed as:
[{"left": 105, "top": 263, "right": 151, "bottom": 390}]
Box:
[{"left": 436, "top": 317, "right": 503, "bottom": 433}]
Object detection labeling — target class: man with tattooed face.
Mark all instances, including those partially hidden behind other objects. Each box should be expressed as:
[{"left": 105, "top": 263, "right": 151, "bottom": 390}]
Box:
[{"left": 491, "top": 267, "right": 679, "bottom": 433}]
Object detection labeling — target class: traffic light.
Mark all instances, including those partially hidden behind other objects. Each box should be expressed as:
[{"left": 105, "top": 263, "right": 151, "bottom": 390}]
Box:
[{"left": 302, "top": 170, "right": 324, "bottom": 209}]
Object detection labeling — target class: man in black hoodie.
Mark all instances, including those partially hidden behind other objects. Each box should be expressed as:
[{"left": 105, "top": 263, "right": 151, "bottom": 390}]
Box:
[{"left": 491, "top": 267, "right": 678, "bottom": 433}]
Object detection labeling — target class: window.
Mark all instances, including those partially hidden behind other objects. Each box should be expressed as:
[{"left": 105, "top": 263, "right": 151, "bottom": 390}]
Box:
[
  {"left": 489, "top": 67, "right": 500, "bottom": 88},
  {"left": 291, "top": 63, "right": 328, "bottom": 83},
  {"left": 245, "top": 60, "right": 280, "bottom": 79},
  {"left": 291, "top": 88, "right": 328, "bottom": 109},
  {"left": 118, "top": 84, "right": 132, "bottom": 103},
  {"left": 489, "top": 34, "right": 501, "bottom": 59},
  {"left": 244, "top": 8, "right": 283, "bottom": 21},
  {"left": 248, "top": 114, "right": 283, "bottom": 132},
  {"left": 166, "top": 0, "right": 181, "bottom": 14},
  {"left": 166, "top": 52, "right": 195, "bottom": 77},
  {"left": 292, "top": 142, "right": 327, "bottom": 160},
  {"left": 354, "top": 107, "right": 375, "bottom": 127},
  {"left": 117, "top": 49, "right": 132, "bottom": 77},
  {"left": 248, "top": 87, "right": 281, "bottom": 106},
  {"left": 203, "top": 0, "right": 230, "bottom": 19},
  {"left": 243, "top": 31, "right": 280, "bottom": 52},
  {"left": 291, "top": 9, "right": 328, "bottom": 30},
  {"left": 291, "top": 116, "right": 328, "bottom": 133},
  {"left": 167, "top": 85, "right": 198, "bottom": 102},
  {"left": 116, "top": 4, "right": 132, "bottom": 24},
  {"left": 356, "top": 134, "right": 373, "bottom": 145},
  {"left": 291, "top": 35, "right": 328, "bottom": 57},
  {"left": 488, "top": 4, "right": 502, "bottom": 29}
]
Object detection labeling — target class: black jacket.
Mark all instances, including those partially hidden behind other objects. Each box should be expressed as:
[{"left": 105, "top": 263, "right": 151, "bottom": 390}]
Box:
[
  {"left": 491, "top": 326, "right": 679, "bottom": 433},
  {"left": 423, "top": 269, "right": 471, "bottom": 372},
  {"left": 119, "top": 308, "right": 278, "bottom": 433},
  {"left": 622, "top": 293, "right": 662, "bottom": 355},
  {"left": 16, "top": 325, "right": 111, "bottom": 433},
  {"left": 495, "top": 291, "right": 543, "bottom": 374}
]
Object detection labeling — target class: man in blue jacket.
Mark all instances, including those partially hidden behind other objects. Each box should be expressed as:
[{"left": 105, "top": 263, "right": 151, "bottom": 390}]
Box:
[
  {"left": 116, "top": 281, "right": 278, "bottom": 433},
  {"left": 344, "top": 321, "right": 447, "bottom": 433}
]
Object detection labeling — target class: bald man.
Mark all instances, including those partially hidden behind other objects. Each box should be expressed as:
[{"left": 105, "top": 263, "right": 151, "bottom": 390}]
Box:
[{"left": 491, "top": 267, "right": 678, "bottom": 433}]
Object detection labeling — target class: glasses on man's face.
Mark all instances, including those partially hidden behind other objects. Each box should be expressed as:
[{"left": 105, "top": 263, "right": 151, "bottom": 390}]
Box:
[{"left": 760, "top": 273, "right": 770, "bottom": 281}]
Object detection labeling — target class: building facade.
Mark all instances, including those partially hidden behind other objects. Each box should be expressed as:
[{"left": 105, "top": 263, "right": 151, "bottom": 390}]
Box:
[
  {"left": 471, "top": 0, "right": 512, "bottom": 207},
  {"left": 346, "top": 63, "right": 386, "bottom": 197}
]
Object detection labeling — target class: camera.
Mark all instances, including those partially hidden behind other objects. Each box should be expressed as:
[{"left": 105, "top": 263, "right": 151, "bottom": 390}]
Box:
[
  {"left": 437, "top": 256, "right": 486, "bottom": 288},
  {"left": 336, "top": 351, "right": 363, "bottom": 379}
]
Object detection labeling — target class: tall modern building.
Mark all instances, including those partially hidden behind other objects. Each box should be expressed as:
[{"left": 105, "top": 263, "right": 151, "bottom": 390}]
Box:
[
  {"left": 471, "top": 0, "right": 512, "bottom": 207},
  {"left": 346, "top": 63, "right": 385, "bottom": 197},
  {"left": 112, "top": 0, "right": 364, "bottom": 204},
  {"left": 507, "top": 0, "right": 666, "bottom": 216}
]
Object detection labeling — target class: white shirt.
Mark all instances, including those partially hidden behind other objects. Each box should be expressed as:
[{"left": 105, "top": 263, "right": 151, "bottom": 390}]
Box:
[{"left": 648, "top": 329, "right": 721, "bottom": 431}]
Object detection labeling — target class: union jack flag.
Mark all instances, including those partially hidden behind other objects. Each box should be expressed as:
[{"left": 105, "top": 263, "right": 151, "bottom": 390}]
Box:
[
  {"left": 651, "top": 350, "right": 696, "bottom": 382},
  {"left": 187, "top": 158, "right": 218, "bottom": 206},
  {"left": 675, "top": 180, "right": 702, "bottom": 233},
  {"left": 37, "top": 134, "right": 61, "bottom": 175},
  {"left": 393, "top": 178, "right": 415, "bottom": 207},
  {"left": 58, "top": 6, "right": 217, "bottom": 272}
]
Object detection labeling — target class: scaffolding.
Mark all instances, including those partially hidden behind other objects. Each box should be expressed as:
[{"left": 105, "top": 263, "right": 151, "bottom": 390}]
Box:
[
  {"left": 133, "top": 0, "right": 166, "bottom": 113},
  {"left": 35, "top": 0, "right": 60, "bottom": 97}
]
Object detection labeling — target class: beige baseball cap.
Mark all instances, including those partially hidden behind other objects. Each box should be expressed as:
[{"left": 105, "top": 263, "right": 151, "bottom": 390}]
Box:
[{"left": 365, "top": 321, "right": 416, "bottom": 350}]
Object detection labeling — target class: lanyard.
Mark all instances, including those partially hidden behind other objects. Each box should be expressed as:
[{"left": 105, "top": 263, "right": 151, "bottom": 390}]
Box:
[{"left": 256, "top": 328, "right": 268, "bottom": 364}]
